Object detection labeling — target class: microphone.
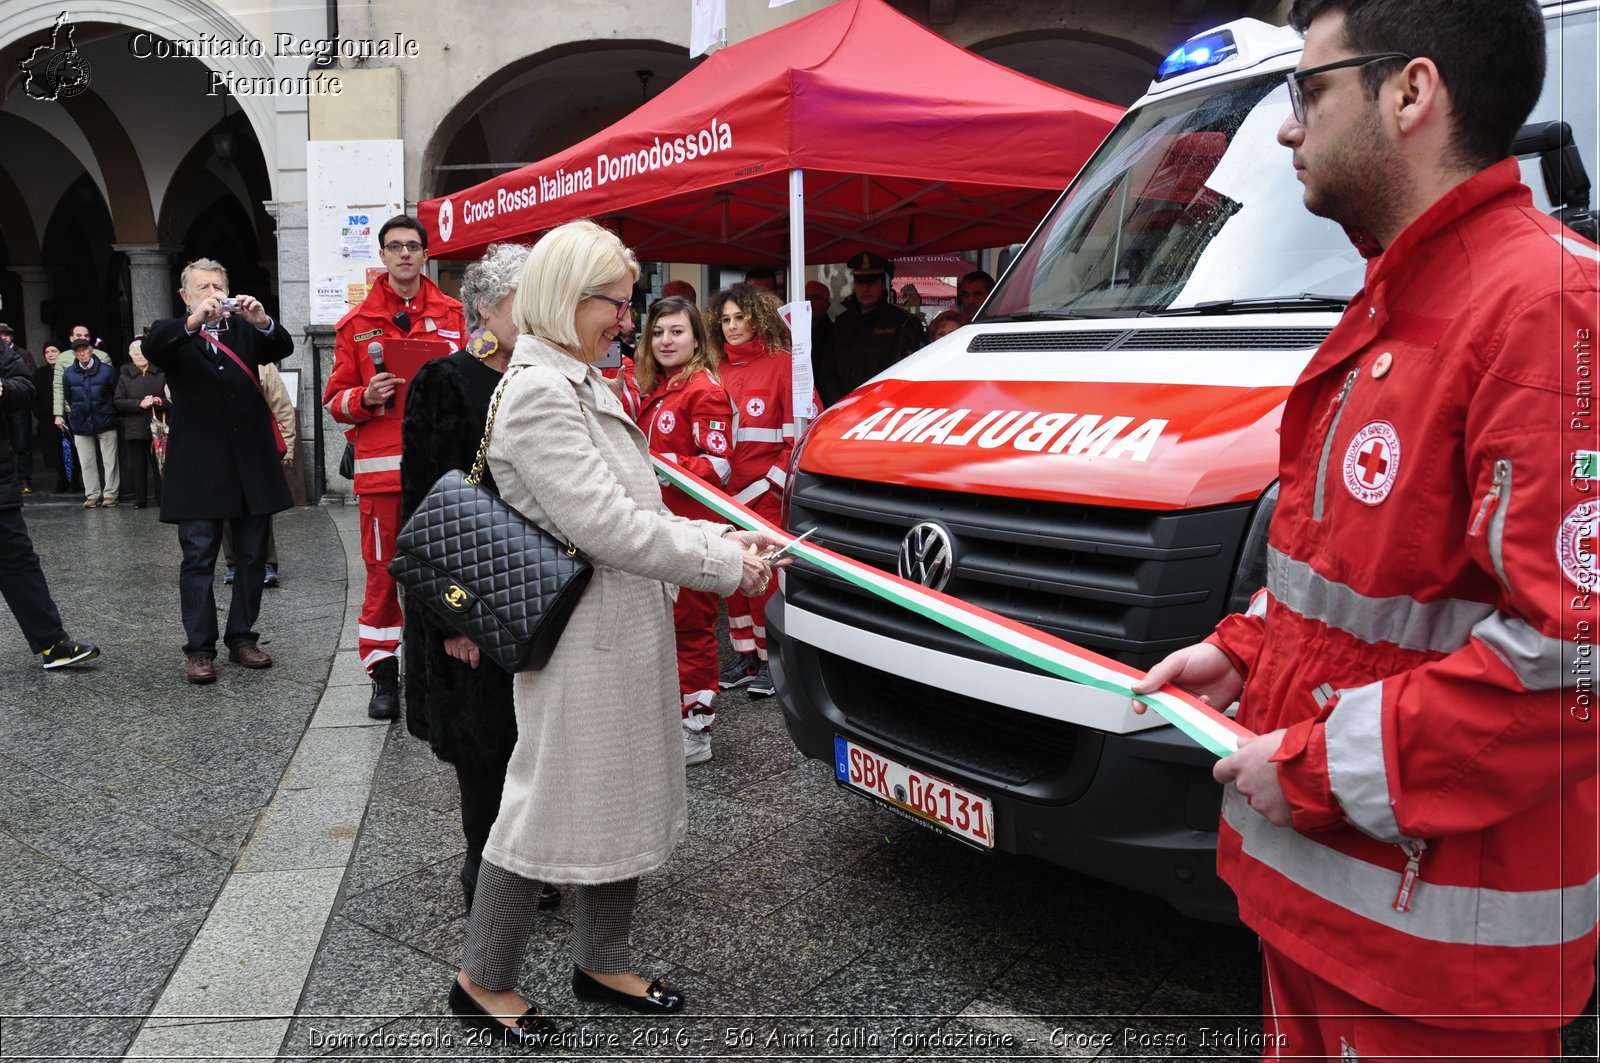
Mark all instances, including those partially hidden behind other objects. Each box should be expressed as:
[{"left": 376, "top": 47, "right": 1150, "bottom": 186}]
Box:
[{"left": 367, "top": 341, "right": 393, "bottom": 410}]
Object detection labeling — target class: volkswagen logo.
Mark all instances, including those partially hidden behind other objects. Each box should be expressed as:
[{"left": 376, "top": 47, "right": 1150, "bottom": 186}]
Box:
[{"left": 898, "top": 521, "right": 955, "bottom": 591}]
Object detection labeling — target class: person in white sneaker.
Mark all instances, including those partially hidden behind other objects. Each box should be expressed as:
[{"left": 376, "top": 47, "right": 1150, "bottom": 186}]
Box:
[{"left": 0, "top": 341, "right": 99, "bottom": 670}]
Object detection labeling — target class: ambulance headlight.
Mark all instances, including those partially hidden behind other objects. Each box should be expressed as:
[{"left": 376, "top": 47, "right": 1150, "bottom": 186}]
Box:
[{"left": 1226, "top": 482, "right": 1277, "bottom": 615}]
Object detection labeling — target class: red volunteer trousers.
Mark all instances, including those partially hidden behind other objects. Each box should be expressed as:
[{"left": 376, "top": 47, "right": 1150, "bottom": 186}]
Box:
[
  {"left": 357, "top": 491, "right": 403, "bottom": 672},
  {"left": 1260, "top": 942, "right": 1561, "bottom": 1062},
  {"left": 675, "top": 586, "right": 719, "bottom": 727},
  {"left": 726, "top": 492, "right": 780, "bottom": 660}
]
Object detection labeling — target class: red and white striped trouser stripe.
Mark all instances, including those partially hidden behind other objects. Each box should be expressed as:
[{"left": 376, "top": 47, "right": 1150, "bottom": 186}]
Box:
[{"left": 357, "top": 491, "right": 403, "bottom": 670}]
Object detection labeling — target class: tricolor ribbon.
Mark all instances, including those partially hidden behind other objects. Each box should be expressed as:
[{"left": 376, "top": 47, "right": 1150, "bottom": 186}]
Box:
[{"left": 652, "top": 455, "right": 1256, "bottom": 758}]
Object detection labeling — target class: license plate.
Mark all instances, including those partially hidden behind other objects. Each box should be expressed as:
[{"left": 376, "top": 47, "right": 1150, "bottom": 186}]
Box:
[{"left": 834, "top": 736, "right": 994, "bottom": 849}]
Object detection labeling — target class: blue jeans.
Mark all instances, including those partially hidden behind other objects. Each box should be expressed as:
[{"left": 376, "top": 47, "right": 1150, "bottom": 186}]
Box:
[{"left": 178, "top": 516, "right": 269, "bottom": 657}]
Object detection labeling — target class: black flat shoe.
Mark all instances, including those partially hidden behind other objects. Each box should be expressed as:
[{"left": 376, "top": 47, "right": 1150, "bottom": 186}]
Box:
[
  {"left": 448, "top": 980, "right": 560, "bottom": 1047},
  {"left": 571, "top": 967, "right": 684, "bottom": 1013}
]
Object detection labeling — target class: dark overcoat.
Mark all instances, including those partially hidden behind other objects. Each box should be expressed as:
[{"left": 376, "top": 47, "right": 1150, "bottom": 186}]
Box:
[
  {"left": 142, "top": 316, "right": 293, "bottom": 522},
  {"left": 398, "top": 350, "right": 517, "bottom": 766},
  {"left": 112, "top": 364, "right": 168, "bottom": 441},
  {"left": 0, "top": 344, "right": 33, "bottom": 509}
]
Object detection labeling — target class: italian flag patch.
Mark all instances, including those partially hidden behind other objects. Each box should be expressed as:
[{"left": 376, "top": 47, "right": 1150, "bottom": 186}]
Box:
[
  {"left": 708, "top": 420, "right": 726, "bottom": 431},
  {"left": 1576, "top": 451, "right": 1598, "bottom": 480}
]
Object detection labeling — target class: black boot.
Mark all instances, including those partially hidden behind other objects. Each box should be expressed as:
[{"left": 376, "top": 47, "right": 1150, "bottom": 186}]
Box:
[{"left": 367, "top": 658, "right": 399, "bottom": 720}]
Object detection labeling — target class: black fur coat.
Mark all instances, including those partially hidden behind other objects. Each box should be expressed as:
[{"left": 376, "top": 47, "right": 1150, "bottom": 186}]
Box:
[{"left": 399, "top": 350, "right": 517, "bottom": 765}]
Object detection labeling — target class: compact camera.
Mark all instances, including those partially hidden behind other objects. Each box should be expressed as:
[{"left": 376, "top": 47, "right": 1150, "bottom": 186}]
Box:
[{"left": 219, "top": 297, "right": 238, "bottom": 314}]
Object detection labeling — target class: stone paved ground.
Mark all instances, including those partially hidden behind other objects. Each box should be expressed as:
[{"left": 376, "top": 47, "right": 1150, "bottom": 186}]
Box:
[
  {"left": 0, "top": 493, "right": 1594, "bottom": 1060},
  {"left": 0, "top": 496, "right": 343, "bottom": 1058}
]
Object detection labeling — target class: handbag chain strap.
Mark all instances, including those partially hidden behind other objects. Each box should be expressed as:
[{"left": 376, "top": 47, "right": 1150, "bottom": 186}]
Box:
[
  {"left": 466, "top": 366, "right": 578, "bottom": 558},
  {"left": 466, "top": 366, "right": 521, "bottom": 487}
]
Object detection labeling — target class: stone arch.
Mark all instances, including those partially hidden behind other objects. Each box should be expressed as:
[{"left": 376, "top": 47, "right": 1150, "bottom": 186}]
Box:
[
  {"left": 157, "top": 105, "right": 274, "bottom": 251},
  {"left": 58, "top": 86, "right": 156, "bottom": 243},
  {"left": 419, "top": 39, "right": 696, "bottom": 201},
  {"left": 0, "top": 2, "right": 280, "bottom": 195},
  {"left": 970, "top": 28, "right": 1163, "bottom": 106}
]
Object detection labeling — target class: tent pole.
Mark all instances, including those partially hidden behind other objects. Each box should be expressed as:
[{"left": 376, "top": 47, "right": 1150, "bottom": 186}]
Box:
[
  {"left": 787, "top": 168, "right": 805, "bottom": 305},
  {"left": 789, "top": 167, "right": 810, "bottom": 438}
]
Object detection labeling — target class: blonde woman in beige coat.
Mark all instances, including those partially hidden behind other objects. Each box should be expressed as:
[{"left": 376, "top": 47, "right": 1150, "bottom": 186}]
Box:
[{"left": 449, "top": 220, "right": 786, "bottom": 1046}]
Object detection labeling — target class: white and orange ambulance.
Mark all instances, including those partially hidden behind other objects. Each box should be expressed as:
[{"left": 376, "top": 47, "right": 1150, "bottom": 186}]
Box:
[{"left": 767, "top": 5, "right": 1598, "bottom": 920}]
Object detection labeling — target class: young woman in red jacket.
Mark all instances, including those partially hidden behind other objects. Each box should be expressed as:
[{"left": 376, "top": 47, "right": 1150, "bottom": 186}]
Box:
[
  {"left": 633, "top": 296, "right": 736, "bottom": 764},
  {"left": 705, "top": 284, "right": 800, "bottom": 699}
]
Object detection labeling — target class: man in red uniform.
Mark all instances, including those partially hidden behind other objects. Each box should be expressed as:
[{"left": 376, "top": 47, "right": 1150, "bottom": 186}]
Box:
[
  {"left": 324, "top": 215, "right": 464, "bottom": 718},
  {"left": 1134, "top": 1, "right": 1598, "bottom": 1057}
]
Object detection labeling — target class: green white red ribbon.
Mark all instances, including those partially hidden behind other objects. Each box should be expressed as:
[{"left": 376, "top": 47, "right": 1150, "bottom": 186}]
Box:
[{"left": 653, "top": 456, "right": 1255, "bottom": 758}]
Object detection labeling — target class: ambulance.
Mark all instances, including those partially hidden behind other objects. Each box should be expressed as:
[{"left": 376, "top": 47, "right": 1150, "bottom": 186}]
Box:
[{"left": 767, "top": 4, "right": 1598, "bottom": 920}]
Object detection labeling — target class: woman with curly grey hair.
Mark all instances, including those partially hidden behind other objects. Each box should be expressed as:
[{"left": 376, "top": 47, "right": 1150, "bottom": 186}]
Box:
[{"left": 398, "top": 242, "right": 562, "bottom": 916}]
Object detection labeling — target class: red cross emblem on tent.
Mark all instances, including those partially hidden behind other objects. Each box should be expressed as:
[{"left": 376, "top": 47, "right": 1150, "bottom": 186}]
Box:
[
  {"left": 1342, "top": 421, "right": 1402, "bottom": 505},
  {"left": 1557, "top": 500, "right": 1598, "bottom": 590}
]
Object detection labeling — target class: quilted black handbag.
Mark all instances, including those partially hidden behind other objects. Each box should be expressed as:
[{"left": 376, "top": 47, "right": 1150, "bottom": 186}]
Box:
[{"left": 389, "top": 368, "right": 593, "bottom": 672}]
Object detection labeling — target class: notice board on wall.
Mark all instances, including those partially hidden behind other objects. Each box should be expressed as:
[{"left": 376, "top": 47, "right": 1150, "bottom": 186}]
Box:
[{"left": 306, "top": 140, "right": 404, "bottom": 324}]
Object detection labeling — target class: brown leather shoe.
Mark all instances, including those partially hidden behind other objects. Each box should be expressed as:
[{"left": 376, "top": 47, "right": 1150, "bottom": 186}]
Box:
[
  {"left": 186, "top": 654, "right": 217, "bottom": 684},
  {"left": 227, "top": 643, "right": 273, "bottom": 669}
]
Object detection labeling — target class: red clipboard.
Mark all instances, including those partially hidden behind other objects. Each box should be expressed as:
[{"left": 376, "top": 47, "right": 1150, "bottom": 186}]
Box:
[{"left": 374, "top": 336, "right": 452, "bottom": 413}]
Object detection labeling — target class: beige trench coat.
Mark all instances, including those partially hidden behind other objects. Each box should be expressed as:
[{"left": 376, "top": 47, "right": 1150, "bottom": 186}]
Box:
[{"left": 482, "top": 336, "right": 745, "bottom": 884}]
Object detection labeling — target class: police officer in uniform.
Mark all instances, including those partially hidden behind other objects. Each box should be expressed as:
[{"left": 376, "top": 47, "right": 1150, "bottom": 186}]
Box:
[{"left": 814, "top": 251, "right": 922, "bottom": 406}]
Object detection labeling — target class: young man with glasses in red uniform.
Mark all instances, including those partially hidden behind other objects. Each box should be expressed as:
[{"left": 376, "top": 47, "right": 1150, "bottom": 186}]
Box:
[{"left": 325, "top": 214, "right": 464, "bottom": 719}]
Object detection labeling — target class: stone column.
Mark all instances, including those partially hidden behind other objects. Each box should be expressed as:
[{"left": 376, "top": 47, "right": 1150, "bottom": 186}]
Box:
[
  {"left": 13, "top": 265, "right": 50, "bottom": 353},
  {"left": 113, "top": 245, "right": 179, "bottom": 335}
]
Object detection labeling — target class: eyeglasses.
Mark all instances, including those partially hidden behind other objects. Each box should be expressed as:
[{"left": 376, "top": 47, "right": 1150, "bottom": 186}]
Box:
[
  {"left": 383, "top": 241, "right": 424, "bottom": 254},
  {"left": 587, "top": 293, "right": 633, "bottom": 322},
  {"left": 1286, "top": 52, "right": 1412, "bottom": 123}
]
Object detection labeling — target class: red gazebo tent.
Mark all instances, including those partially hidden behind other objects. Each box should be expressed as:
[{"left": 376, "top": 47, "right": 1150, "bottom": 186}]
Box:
[{"left": 419, "top": 0, "right": 1123, "bottom": 289}]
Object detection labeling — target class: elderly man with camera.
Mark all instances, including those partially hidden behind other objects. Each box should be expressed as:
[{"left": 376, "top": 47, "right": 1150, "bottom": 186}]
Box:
[{"left": 143, "top": 257, "right": 294, "bottom": 684}]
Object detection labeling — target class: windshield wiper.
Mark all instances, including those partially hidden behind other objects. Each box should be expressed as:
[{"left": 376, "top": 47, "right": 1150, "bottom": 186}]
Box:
[
  {"left": 989, "top": 309, "right": 1122, "bottom": 322},
  {"left": 1142, "top": 293, "right": 1351, "bottom": 316}
]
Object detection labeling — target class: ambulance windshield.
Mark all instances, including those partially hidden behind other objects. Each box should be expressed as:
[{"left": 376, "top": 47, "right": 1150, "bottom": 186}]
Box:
[
  {"left": 989, "top": 7, "right": 1599, "bottom": 323},
  {"left": 985, "top": 71, "right": 1366, "bottom": 320}
]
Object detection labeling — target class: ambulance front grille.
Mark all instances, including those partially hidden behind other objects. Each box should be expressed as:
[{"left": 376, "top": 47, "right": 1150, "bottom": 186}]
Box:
[
  {"left": 965, "top": 326, "right": 1330, "bottom": 353},
  {"left": 783, "top": 471, "right": 1254, "bottom": 670}
]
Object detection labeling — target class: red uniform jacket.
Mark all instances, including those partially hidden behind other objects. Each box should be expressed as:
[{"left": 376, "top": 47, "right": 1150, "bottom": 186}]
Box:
[
  {"left": 635, "top": 367, "right": 733, "bottom": 522},
  {"left": 324, "top": 274, "right": 464, "bottom": 495},
  {"left": 718, "top": 339, "right": 811, "bottom": 512},
  {"left": 1209, "top": 160, "right": 1599, "bottom": 1026}
]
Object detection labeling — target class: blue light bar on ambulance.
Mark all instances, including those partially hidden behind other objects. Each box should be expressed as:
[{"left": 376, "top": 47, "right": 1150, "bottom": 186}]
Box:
[{"left": 1156, "top": 30, "right": 1239, "bottom": 81}]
